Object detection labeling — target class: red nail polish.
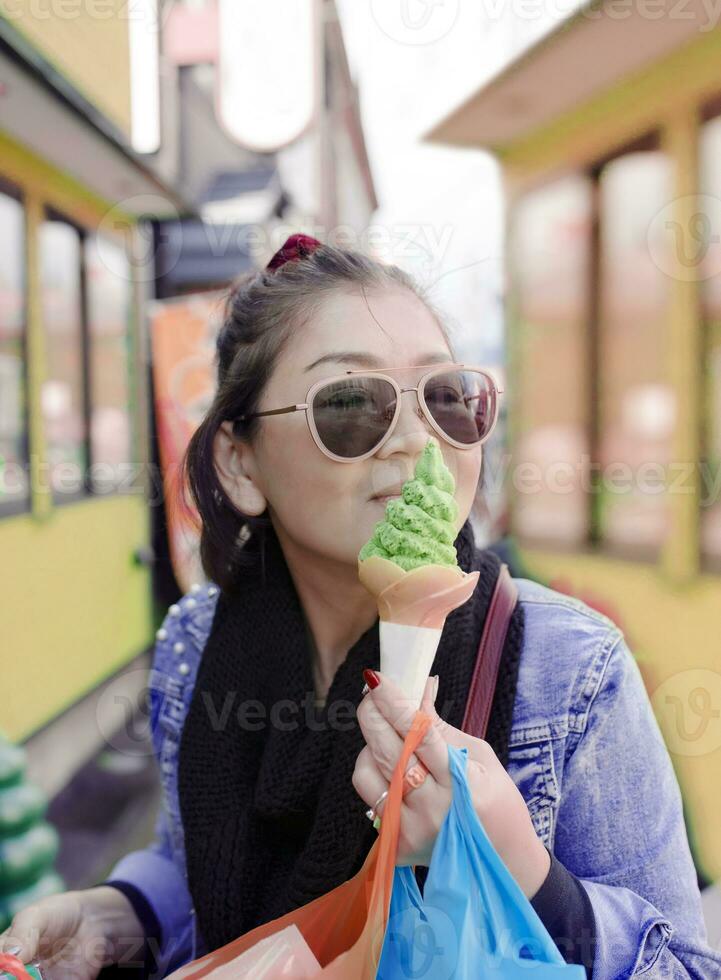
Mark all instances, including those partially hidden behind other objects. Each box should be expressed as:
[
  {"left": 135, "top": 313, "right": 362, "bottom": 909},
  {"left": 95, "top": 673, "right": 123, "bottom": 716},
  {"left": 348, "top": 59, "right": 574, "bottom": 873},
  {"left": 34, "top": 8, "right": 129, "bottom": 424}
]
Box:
[{"left": 363, "top": 668, "right": 381, "bottom": 690}]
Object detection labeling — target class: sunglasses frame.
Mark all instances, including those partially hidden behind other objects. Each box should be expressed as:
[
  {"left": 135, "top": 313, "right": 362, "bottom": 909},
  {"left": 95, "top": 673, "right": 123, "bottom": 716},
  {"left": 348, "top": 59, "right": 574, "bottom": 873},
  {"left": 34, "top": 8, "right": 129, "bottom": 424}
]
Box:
[{"left": 233, "top": 362, "right": 504, "bottom": 463}]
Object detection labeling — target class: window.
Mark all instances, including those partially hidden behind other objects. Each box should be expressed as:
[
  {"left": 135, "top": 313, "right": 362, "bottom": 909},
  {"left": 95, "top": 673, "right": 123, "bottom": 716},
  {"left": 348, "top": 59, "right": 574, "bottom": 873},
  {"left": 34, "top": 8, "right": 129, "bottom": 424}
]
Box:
[
  {"left": 39, "top": 214, "right": 88, "bottom": 501},
  {"left": 85, "top": 235, "right": 133, "bottom": 493},
  {"left": 510, "top": 174, "right": 593, "bottom": 546},
  {"left": 595, "top": 147, "right": 673, "bottom": 559},
  {"left": 40, "top": 215, "right": 136, "bottom": 503},
  {"left": 700, "top": 111, "right": 721, "bottom": 568},
  {"left": 0, "top": 181, "right": 29, "bottom": 515}
]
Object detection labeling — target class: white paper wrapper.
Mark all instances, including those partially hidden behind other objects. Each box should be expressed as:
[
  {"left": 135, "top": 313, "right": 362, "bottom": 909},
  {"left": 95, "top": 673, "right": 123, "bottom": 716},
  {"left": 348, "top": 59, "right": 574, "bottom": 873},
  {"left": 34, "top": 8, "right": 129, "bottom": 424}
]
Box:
[{"left": 379, "top": 620, "right": 443, "bottom": 711}]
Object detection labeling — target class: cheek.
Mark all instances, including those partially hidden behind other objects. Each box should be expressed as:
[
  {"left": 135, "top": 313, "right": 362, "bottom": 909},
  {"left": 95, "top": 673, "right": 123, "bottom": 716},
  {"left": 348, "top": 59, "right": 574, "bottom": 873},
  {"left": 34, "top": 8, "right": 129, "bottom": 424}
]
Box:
[
  {"left": 260, "top": 431, "right": 369, "bottom": 544},
  {"left": 453, "top": 450, "right": 483, "bottom": 518},
  {"left": 264, "top": 431, "right": 347, "bottom": 504}
]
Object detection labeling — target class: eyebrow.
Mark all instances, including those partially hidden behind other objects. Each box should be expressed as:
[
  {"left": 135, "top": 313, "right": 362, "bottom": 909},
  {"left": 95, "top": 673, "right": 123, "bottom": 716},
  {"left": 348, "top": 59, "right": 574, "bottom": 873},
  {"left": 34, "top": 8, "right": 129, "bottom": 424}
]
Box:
[{"left": 304, "top": 351, "right": 454, "bottom": 372}]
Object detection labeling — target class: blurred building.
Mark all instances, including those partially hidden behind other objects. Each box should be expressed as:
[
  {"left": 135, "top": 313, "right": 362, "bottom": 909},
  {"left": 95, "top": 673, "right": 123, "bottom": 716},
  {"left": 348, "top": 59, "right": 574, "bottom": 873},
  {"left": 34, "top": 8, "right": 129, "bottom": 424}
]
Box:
[
  {"left": 150, "top": 0, "right": 377, "bottom": 297},
  {"left": 427, "top": 0, "right": 721, "bottom": 885},
  {"left": 0, "top": 0, "right": 191, "bottom": 905},
  {"left": 0, "top": 2, "right": 186, "bottom": 759},
  {"left": 144, "top": 0, "right": 378, "bottom": 598},
  {"left": 0, "top": 0, "right": 377, "bottom": 893}
]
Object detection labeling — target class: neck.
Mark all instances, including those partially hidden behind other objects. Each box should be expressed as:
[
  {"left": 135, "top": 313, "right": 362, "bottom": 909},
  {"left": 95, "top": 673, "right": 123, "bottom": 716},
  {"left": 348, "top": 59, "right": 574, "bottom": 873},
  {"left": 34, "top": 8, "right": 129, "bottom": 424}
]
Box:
[{"left": 272, "top": 523, "right": 378, "bottom": 701}]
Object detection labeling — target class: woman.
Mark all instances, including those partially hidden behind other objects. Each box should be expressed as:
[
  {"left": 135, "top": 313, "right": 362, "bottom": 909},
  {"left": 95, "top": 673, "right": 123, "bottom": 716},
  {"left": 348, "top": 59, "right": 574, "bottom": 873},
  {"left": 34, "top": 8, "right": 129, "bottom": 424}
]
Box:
[{"left": 1, "top": 235, "right": 718, "bottom": 980}]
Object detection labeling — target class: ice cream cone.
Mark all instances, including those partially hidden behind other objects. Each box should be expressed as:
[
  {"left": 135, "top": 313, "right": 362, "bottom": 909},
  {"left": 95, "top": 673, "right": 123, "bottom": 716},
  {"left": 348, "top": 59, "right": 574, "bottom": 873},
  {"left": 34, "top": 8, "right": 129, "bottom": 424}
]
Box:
[
  {"left": 358, "top": 555, "right": 479, "bottom": 629},
  {"left": 359, "top": 556, "right": 480, "bottom": 710},
  {"left": 357, "top": 437, "right": 479, "bottom": 709}
]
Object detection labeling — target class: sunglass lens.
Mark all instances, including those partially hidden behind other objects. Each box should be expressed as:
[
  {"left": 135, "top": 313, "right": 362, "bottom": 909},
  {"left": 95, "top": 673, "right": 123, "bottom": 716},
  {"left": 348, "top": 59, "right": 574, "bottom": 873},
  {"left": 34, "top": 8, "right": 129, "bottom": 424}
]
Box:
[
  {"left": 312, "top": 377, "right": 397, "bottom": 458},
  {"left": 423, "top": 370, "right": 496, "bottom": 444}
]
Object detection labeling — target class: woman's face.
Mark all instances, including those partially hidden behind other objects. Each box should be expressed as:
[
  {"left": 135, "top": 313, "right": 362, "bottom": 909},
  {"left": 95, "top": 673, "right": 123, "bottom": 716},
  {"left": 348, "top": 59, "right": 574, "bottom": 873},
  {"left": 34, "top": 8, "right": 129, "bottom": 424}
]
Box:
[{"left": 224, "top": 287, "right": 483, "bottom": 568}]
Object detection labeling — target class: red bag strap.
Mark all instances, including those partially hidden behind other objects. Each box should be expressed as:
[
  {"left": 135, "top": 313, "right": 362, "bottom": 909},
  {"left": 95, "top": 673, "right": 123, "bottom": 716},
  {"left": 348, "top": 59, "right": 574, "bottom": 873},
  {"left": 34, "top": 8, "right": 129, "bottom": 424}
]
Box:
[
  {"left": 460, "top": 562, "right": 518, "bottom": 740},
  {"left": 0, "top": 953, "right": 33, "bottom": 980}
]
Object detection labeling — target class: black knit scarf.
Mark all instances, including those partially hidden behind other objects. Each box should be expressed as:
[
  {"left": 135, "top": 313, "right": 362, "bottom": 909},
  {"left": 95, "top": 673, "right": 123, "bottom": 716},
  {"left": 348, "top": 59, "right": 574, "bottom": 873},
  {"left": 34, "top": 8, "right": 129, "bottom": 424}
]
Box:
[{"left": 177, "top": 517, "right": 525, "bottom": 955}]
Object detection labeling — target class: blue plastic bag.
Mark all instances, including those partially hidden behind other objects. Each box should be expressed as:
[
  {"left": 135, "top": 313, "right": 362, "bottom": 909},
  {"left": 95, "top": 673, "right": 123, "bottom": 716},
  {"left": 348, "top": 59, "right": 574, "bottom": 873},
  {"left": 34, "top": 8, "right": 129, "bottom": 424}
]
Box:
[{"left": 377, "top": 744, "right": 587, "bottom": 979}]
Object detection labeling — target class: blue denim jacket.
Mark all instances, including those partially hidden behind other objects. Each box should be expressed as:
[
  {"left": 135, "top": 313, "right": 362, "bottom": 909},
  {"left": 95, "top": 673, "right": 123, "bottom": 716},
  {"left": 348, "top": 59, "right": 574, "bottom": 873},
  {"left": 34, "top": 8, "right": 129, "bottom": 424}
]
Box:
[{"left": 107, "top": 578, "right": 721, "bottom": 979}]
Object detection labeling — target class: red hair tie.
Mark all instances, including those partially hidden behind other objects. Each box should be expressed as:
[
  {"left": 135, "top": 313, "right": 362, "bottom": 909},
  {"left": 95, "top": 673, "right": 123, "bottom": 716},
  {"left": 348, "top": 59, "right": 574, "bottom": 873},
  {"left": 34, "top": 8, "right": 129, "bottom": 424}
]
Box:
[{"left": 266, "top": 233, "right": 322, "bottom": 271}]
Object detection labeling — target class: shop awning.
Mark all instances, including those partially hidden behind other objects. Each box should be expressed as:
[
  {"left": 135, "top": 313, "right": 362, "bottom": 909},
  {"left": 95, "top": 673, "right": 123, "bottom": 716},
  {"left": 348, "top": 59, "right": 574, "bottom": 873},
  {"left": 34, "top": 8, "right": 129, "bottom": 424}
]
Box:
[
  {"left": 423, "top": 0, "right": 714, "bottom": 151},
  {"left": 0, "top": 18, "right": 193, "bottom": 217}
]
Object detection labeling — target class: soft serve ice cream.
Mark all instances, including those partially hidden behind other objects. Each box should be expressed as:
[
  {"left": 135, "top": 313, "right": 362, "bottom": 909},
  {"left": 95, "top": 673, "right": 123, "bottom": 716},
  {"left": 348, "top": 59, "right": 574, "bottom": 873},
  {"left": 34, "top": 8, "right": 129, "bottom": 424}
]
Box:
[
  {"left": 358, "top": 437, "right": 479, "bottom": 705},
  {"left": 359, "top": 436, "right": 459, "bottom": 572}
]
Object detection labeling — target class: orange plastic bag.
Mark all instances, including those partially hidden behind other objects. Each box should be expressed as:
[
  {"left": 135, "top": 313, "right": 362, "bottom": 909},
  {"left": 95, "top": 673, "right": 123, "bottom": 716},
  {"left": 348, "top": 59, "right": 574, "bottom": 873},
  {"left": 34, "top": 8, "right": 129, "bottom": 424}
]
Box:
[{"left": 167, "top": 712, "right": 433, "bottom": 980}]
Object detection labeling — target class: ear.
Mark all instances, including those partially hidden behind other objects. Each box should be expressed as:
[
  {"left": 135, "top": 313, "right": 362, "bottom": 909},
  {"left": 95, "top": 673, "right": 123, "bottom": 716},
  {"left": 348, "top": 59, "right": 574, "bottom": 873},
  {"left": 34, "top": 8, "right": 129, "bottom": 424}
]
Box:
[{"left": 213, "top": 421, "right": 267, "bottom": 516}]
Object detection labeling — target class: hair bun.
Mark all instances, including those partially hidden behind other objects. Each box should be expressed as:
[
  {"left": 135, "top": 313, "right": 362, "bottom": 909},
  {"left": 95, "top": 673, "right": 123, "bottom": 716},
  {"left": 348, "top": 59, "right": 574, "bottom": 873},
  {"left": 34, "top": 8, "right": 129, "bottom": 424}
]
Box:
[{"left": 265, "top": 233, "right": 322, "bottom": 271}]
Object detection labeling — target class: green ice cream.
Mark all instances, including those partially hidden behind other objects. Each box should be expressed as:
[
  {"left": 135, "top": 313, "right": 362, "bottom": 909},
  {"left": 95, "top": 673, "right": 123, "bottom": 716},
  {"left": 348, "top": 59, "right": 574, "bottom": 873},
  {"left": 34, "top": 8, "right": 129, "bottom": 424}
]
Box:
[{"left": 358, "top": 437, "right": 459, "bottom": 571}]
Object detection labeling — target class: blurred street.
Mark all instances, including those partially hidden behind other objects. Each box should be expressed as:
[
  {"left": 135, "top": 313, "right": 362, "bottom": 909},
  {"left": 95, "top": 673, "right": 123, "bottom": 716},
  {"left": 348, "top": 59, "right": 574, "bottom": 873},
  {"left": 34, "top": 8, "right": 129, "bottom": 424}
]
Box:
[{"left": 1, "top": 0, "right": 720, "bottom": 963}]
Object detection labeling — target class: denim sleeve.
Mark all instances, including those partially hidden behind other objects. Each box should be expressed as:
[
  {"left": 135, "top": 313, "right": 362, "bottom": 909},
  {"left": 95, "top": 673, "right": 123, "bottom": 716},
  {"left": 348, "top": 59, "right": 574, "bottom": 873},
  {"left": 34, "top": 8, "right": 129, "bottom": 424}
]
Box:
[
  {"left": 102, "top": 804, "right": 195, "bottom": 978},
  {"left": 554, "top": 632, "right": 721, "bottom": 979}
]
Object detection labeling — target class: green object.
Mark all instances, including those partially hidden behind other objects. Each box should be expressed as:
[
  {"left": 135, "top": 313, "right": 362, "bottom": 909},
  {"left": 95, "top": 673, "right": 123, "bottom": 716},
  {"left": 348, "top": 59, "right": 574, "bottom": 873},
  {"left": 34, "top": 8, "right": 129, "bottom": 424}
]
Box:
[
  {"left": 0, "top": 871, "right": 65, "bottom": 933},
  {"left": 358, "top": 437, "right": 460, "bottom": 570},
  {"left": 0, "top": 735, "right": 63, "bottom": 932},
  {"left": 0, "top": 825, "right": 59, "bottom": 892},
  {"left": 0, "top": 785, "right": 46, "bottom": 837},
  {"left": 0, "top": 743, "right": 24, "bottom": 789}
]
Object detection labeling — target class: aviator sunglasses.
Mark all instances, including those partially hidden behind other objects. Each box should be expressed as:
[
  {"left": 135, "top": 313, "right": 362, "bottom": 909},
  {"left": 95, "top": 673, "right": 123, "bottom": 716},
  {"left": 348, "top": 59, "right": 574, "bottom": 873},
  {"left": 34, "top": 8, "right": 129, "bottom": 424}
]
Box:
[{"left": 233, "top": 362, "right": 503, "bottom": 463}]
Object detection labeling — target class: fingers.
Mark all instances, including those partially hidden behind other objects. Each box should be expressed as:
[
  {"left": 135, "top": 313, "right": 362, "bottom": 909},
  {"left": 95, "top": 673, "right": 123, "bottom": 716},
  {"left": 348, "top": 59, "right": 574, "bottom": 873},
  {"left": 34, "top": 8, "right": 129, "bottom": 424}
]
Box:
[
  {"left": 351, "top": 745, "right": 389, "bottom": 816},
  {"left": 0, "top": 893, "right": 87, "bottom": 968},
  {"left": 352, "top": 742, "right": 436, "bottom": 833},
  {"left": 359, "top": 671, "right": 450, "bottom": 788},
  {"left": 414, "top": 676, "right": 498, "bottom": 771},
  {"left": 0, "top": 909, "right": 44, "bottom": 962},
  {"left": 419, "top": 674, "right": 439, "bottom": 716},
  {"left": 357, "top": 689, "right": 412, "bottom": 783}
]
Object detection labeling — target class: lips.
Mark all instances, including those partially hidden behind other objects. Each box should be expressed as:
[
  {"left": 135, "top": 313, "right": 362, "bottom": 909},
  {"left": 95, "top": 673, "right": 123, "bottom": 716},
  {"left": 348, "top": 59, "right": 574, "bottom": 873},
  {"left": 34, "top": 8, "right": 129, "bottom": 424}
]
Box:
[{"left": 371, "top": 486, "right": 403, "bottom": 501}]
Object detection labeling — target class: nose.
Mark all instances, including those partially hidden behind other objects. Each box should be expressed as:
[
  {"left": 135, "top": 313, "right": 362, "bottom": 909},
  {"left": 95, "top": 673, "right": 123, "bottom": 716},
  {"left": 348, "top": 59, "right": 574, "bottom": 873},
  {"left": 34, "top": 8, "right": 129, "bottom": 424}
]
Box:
[{"left": 375, "top": 387, "right": 434, "bottom": 460}]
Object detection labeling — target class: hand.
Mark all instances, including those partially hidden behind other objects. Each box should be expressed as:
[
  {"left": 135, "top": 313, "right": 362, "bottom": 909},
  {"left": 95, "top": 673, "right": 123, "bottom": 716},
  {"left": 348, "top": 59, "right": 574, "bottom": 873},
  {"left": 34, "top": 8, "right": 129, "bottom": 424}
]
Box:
[
  {"left": 0, "top": 887, "right": 145, "bottom": 980},
  {"left": 352, "top": 670, "right": 551, "bottom": 898}
]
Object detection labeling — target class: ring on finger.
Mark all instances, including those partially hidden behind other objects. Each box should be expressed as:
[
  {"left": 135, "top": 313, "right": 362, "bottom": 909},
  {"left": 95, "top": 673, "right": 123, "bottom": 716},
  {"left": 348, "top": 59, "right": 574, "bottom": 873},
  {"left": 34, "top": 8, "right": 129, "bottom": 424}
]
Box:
[
  {"left": 365, "top": 789, "right": 388, "bottom": 824},
  {"left": 364, "top": 760, "right": 430, "bottom": 826}
]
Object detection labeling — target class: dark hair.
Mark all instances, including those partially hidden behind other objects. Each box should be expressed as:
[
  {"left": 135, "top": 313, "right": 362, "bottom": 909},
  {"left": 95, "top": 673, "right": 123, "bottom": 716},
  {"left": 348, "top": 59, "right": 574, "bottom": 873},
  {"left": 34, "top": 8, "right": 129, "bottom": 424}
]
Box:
[{"left": 179, "top": 241, "right": 460, "bottom": 594}]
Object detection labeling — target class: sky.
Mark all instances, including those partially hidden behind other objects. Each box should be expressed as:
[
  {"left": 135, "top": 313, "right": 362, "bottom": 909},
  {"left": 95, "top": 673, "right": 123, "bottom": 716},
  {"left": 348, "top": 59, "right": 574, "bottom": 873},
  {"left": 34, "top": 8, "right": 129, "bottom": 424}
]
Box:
[{"left": 334, "top": 0, "right": 585, "bottom": 366}]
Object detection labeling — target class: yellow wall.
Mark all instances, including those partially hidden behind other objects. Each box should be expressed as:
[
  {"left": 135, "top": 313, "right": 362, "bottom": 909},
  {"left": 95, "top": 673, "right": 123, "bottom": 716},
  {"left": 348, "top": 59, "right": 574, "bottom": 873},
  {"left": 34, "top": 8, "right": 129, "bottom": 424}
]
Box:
[
  {"left": 519, "top": 548, "right": 721, "bottom": 884},
  {"left": 1, "top": 131, "right": 153, "bottom": 741},
  {"left": 1, "top": 498, "right": 152, "bottom": 743},
  {"left": 0, "top": 0, "right": 132, "bottom": 135},
  {"left": 504, "top": 27, "right": 721, "bottom": 881}
]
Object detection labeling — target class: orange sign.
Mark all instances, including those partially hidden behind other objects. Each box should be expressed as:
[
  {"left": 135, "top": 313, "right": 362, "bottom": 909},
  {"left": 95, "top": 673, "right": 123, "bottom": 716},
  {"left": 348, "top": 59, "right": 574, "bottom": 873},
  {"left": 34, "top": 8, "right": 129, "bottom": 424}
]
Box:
[{"left": 150, "top": 292, "right": 225, "bottom": 592}]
